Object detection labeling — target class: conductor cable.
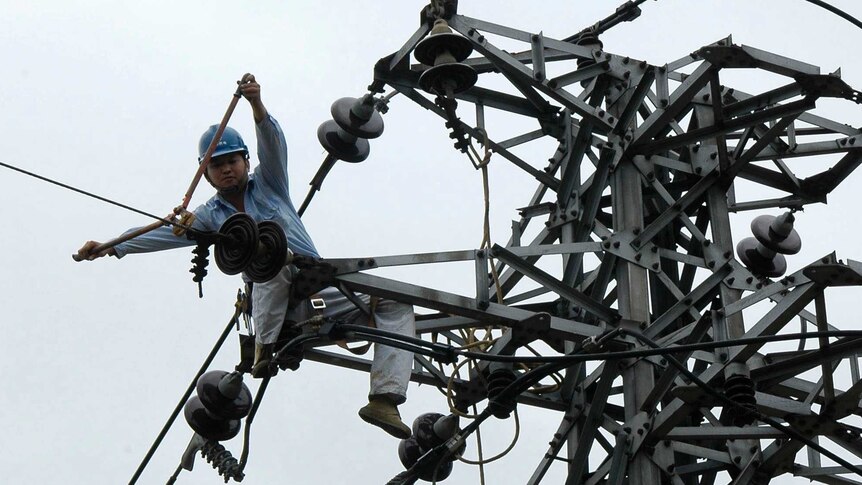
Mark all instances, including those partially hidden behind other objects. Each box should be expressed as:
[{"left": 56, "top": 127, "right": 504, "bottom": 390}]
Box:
[{"left": 0, "top": 160, "right": 193, "bottom": 232}]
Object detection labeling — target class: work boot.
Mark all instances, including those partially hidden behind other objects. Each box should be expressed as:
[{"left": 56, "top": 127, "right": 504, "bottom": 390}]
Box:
[
  {"left": 251, "top": 342, "right": 275, "bottom": 379},
  {"left": 358, "top": 396, "right": 411, "bottom": 439}
]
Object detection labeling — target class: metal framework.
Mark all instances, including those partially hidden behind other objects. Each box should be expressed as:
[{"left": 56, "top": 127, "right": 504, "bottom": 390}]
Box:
[{"left": 298, "top": 3, "right": 862, "bottom": 484}]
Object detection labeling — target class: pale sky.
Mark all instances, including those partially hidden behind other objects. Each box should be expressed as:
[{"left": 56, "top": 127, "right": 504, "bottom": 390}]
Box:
[{"left": 2, "top": 1, "right": 862, "bottom": 484}]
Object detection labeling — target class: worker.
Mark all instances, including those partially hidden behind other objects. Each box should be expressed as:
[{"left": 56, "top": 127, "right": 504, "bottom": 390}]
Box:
[{"left": 75, "top": 73, "right": 415, "bottom": 439}]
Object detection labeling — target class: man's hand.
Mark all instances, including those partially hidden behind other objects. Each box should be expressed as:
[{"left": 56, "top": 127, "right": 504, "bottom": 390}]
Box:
[
  {"left": 75, "top": 241, "right": 116, "bottom": 261},
  {"left": 239, "top": 73, "right": 268, "bottom": 123}
]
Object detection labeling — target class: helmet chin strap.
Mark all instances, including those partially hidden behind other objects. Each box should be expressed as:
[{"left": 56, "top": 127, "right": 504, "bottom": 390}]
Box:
[{"left": 217, "top": 177, "right": 249, "bottom": 197}]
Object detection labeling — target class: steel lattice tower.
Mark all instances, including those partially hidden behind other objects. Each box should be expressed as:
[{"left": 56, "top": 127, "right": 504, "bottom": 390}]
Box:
[{"left": 297, "top": 2, "right": 862, "bottom": 484}]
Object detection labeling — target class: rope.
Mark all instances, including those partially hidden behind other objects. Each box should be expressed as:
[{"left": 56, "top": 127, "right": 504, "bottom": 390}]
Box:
[{"left": 457, "top": 408, "right": 520, "bottom": 466}]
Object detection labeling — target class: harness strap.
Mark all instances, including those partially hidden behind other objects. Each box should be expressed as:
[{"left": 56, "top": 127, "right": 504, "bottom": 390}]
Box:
[{"left": 335, "top": 295, "right": 378, "bottom": 355}]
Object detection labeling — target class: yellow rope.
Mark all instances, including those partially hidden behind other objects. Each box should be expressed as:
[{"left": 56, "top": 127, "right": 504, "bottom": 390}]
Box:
[{"left": 457, "top": 408, "right": 521, "bottom": 466}]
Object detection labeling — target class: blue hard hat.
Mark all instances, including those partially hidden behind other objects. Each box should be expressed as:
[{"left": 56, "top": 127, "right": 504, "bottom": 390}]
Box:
[{"left": 198, "top": 125, "right": 248, "bottom": 162}]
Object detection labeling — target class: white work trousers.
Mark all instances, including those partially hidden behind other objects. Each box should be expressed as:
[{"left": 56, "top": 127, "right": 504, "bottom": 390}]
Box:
[{"left": 251, "top": 266, "right": 416, "bottom": 403}]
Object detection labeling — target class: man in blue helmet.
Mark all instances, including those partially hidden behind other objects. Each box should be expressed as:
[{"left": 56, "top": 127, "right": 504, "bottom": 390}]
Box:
[{"left": 76, "top": 73, "right": 415, "bottom": 439}]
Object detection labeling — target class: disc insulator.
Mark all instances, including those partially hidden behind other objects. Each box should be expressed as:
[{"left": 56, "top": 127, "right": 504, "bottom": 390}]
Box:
[
  {"left": 317, "top": 119, "right": 370, "bottom": 163},
  {"left": 183, "top": 396, "right": 241, "bottom": 442},
  {"left": 215, "top": 213, "right": 258, "bottom": 275},
  {"left": 331, "top": 96, "right": 385, "bottom": 139},
  {"left": 245, "top": 220, "right": 288, "bottom": 283},
  {"left": 196, "top": 371, "right": 253, "bottom": 420}
]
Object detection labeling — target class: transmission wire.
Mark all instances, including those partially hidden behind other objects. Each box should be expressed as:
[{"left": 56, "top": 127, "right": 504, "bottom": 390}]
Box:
[
  {"left": 0, "top": 160, "right": 191, "bottom": 230},
  {"left": 802, "top": 0, "right": 862, "bottom": 30}
]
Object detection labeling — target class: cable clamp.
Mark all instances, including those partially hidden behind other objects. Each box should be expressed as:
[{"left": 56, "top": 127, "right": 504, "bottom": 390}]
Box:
[{"left": 581, "top": 335, "right": 603, "bottom": 353}]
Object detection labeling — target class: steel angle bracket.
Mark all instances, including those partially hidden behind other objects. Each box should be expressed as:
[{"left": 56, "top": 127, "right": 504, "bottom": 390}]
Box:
[
  {"left": 600, "top": 229, "right": 661, "bottom": 273},
  {"left": 696, "top": 43, "right": 819, "bottom": 77},
  {"left": 624, "top": 411, "right": 656, "bottom": 458},
  {"left": 803, "top": 256, "right": 862, "bottom": 287}
]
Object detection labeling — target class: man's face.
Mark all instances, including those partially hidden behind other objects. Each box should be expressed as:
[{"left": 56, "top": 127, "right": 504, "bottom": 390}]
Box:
[{"left": 206, "top": 152, "right": 249, "bottom": 193}]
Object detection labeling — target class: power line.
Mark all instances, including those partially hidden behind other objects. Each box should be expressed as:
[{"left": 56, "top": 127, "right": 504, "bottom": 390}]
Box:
[
  {"left": 0, "top": 160, "right": 188, "bottom": 229},
  {"left": 803, "top": 0, "right": 862, "bottom": 30}
]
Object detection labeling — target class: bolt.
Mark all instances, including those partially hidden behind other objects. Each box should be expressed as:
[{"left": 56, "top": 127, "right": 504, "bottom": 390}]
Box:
[
  {"left": 624, "top": 71, "right": 631, "bottom": 79},
  {"left": 720, "top": 352, "right": 728, "bottom": 361},
  {"left": 598, "top": 110, "right": 606, "bottom": 117},
  {"left": 623, "top": 56, "right": 630, "bottom": 64},
  {"left": 703, "top": 240, "right": 711, "bottom": 247},
  {"left": 613, "top": 241, "right": 620, "bottom": 248},
  {"left": 358, "top": 260, "right": 365, "bottom": 268},
  {"left": 708, "top": 261, "right": 716, "bottom": 268},
  {"left": 726, "top": 277, "right": 735, "bottom": 284},
  {"left": 693, "top": 145, "right": 700, "bottom": 153},
  {"left": 635, "top": 253, "right": 642, "bottom": 261},
  {"left": 724, "top": 251, "right": 732, "bottom": 259},
  {"left": 746, "top": 277, "right": 754, "bottom": 284},
  {"left": 633, "top": 228, "right": 641, "bottom": 235},
  {"left": 711, "top": 152, "right": 718, "bottom": 159},
  {"left": 661, "top": 99, "right": 668, "bottom": 107},
  {"left": 703, "top": 94, "right": 710, "bottom": 101},
  {"left": 603, "top": 241, "right": 611, "bottom": 249},
  {"left": 651, "top": 246, "right": 658, "bottom": 253},
  {"left": 695, "top": 167, "right": 703, "bottom": 174},
  {"left": 624, "top": 427, "right": 632, "bottom": 434},
  {"left": 652, "top": 263, "right": 660, "bottom": 270}
]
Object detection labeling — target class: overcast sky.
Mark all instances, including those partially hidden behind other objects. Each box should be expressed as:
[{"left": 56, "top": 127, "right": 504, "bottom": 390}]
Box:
[{"left": 2, "top": 1, "right": 862, "bottom": 484}]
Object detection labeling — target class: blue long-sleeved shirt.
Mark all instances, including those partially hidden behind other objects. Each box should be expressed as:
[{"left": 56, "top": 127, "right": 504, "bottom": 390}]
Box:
[{"left": 114, "top": 114, "right": 319, "bottom": 259}]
